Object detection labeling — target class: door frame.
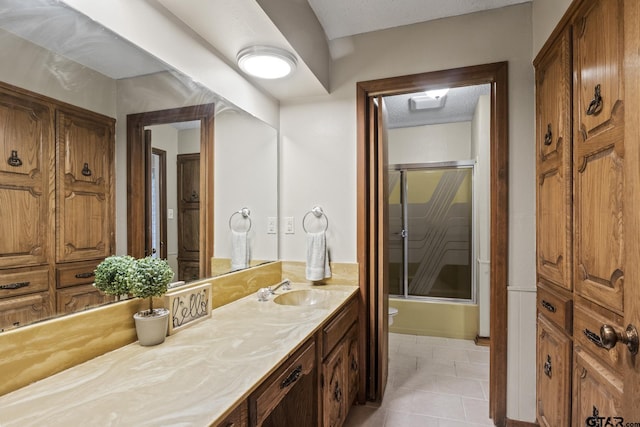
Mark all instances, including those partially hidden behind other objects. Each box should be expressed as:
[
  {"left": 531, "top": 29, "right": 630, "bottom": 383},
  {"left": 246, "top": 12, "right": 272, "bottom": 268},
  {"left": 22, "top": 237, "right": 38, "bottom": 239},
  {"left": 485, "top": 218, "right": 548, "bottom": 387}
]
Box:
[
  {"left": 150, "top": 146, "right": 168, "bottom": 260},
  {"left": 127, "top": 103, "right": 215, "bottom": 278},
  {"left": 356, "top": 62, "right": 509, "bottom": 425}
]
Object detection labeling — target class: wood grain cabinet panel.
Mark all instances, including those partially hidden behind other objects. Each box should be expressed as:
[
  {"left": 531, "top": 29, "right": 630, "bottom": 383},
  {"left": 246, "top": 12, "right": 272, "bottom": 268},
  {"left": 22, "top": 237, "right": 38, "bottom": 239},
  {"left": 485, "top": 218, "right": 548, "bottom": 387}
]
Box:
[
  {"left": 537, "top": 315, "right": 572, "bottom": 427},
  {"left": 572, "top": 0, "right": 625, "bottom": 314},
  {"left": 0, "top": 291, "right": 52, "bottom": 331},
  {"left": 56, "top": 284, "right": 114, "bottom": 314},
  {"left": 177, "top": 153, "right": 200, "bottom": 280},
  {"left": 214, "top": 401, "right": 248, "bottom": 427},
  {"left": 535, "top": 28, "right": 573, "bottom": 292},
  {"left": 55, "top": 108, "right": 114, "bottom": 263},
  {"left": 573, "top": 347, "right": 622, "bottom": 427},
  {"left": 0, "top": 86, "right": 53, "bottom": 269}
]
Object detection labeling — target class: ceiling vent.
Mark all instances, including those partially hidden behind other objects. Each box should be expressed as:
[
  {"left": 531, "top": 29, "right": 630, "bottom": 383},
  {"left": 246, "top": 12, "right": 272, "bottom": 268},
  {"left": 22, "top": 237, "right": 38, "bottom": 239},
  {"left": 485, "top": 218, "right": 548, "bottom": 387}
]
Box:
[{"left": 409, "top": 89, "right": 449, "bottom": 110}]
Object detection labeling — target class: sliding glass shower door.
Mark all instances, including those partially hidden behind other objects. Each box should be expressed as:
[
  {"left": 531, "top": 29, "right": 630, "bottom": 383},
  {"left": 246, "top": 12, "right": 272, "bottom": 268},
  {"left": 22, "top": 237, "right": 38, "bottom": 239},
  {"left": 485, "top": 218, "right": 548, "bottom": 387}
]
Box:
[{"left": 389, "top": 162, "right": 475, "bottom": 301}]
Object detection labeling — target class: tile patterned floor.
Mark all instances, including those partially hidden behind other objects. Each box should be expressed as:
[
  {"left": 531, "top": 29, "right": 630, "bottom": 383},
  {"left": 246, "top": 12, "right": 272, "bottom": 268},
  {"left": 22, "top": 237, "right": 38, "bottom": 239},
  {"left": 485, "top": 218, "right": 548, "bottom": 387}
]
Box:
[{"left": 344, "top": 333, "right": 491, "bottom": 427}]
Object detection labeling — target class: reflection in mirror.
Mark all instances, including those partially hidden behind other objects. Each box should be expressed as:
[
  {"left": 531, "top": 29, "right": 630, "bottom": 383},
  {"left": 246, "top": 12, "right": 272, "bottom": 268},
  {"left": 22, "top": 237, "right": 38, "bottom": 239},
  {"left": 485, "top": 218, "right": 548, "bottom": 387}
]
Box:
[{"left": 0, "top": 0, "right": 278, "bottom": 331}]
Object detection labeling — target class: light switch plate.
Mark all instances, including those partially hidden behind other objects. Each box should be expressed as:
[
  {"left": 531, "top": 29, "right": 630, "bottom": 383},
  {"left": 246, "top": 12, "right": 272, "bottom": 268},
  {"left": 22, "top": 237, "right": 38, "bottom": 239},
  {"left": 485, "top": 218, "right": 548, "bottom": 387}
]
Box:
[
  {"left": 167, "top": 208, "right": 174, "bottom": 219},
  {"left": 285, "top": 217, "right": 295, "bottom": 234}
]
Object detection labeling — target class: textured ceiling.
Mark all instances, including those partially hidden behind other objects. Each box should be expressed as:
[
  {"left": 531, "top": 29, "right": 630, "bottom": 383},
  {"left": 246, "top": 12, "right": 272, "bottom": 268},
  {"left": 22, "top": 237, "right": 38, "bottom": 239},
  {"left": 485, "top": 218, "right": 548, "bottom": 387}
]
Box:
[
  {"left": 385, "top": 84, "right": 491, "bottom": 128},
  {"left": 307, "top": 0, "right": 531, "bottom": 40}
]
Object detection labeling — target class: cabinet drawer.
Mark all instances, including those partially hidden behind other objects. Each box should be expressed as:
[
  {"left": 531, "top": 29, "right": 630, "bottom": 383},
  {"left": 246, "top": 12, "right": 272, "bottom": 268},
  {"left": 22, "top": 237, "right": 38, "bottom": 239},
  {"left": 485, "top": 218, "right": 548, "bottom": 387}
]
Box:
[
  {"left": 251, "top": 339, "right": 316, "bottom": 427},
  {"left": 0, "top": 266, "right": 49, "bottom": 299},
  {"left": 537, "top": 282, "right": 572, "bottom": 334},
  {"left": 213, "top": 401, "right": 247, "bottom": 427},
  {"left": 0, "top": 291, "right": 52, "bottom": 331},
  {"left": 323, "top": 297, "right": 358, "bottom": 359},
  {"left": 573, "top": 347, "right": 622, "bottom": 427},
  {"left": 537, "top": 315, "right": 571, "bottom": 427},
  {"left": 573, "top": 298, "right": 624, "bottom": 374},
  {"left": 56, "top": 284, "right": 114, "bottom": 314},
  {"left": 56, "top": 260, "right": 100, "bottom": 289}
]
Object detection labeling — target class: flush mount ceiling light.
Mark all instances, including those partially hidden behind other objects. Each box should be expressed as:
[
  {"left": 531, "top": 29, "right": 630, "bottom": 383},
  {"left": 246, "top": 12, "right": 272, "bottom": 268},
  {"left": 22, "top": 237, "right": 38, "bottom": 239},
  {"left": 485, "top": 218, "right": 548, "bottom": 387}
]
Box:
[{"left": 237, "top": 46, "right": 297, "bottom": 79}]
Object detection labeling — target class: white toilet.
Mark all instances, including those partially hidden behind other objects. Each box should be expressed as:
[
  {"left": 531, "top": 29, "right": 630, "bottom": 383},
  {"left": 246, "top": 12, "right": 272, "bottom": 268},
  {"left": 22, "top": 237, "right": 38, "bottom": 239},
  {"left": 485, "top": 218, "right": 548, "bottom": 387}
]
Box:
[{"left": 389, "top": 306, "right": 398, "bottom": 326}]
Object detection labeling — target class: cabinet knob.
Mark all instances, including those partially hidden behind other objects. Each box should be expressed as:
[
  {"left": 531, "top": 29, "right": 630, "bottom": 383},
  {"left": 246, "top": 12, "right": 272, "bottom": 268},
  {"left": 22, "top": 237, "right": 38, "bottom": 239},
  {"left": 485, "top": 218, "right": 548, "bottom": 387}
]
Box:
[
  {"left": 543, "top": 123, "right": 553, "bottom": 146},
  {"left": 600, "top": 324, "right": 639, "bottom": 355},
  {"left": 543, "top": 355, "right": 552, "bottom": 378}
]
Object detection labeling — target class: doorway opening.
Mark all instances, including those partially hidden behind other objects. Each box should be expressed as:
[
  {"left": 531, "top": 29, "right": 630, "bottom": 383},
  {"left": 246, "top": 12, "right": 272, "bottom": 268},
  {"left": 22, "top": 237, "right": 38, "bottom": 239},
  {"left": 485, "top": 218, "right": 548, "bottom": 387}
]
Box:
[{"left": 356, "top": 62, "right": 508, "bottom": 425}]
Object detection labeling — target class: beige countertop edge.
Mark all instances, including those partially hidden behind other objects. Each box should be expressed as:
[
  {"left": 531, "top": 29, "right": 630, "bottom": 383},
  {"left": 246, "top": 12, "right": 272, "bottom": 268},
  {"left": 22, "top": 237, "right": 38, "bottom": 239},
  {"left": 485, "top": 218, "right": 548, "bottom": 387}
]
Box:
[{"left": 0, "top": 283, "right": 358, "bottom": 427}]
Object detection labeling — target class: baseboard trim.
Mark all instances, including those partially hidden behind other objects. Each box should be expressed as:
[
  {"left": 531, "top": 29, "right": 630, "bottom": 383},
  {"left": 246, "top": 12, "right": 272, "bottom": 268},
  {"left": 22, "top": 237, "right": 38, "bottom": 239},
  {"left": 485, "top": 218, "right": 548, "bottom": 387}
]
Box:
[
  {"left": 474, "top": 335, "right": 490, "bottom": 347},
  {"left": 505, "top": 418, "right": 538, "bottom": 427}
]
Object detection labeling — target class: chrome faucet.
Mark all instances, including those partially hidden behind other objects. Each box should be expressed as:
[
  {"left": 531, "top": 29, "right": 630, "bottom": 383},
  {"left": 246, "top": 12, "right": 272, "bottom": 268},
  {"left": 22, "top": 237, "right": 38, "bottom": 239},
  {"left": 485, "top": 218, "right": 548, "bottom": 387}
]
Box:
[{"left": 268, "top": 278, "right": 291, "bottom": 295}]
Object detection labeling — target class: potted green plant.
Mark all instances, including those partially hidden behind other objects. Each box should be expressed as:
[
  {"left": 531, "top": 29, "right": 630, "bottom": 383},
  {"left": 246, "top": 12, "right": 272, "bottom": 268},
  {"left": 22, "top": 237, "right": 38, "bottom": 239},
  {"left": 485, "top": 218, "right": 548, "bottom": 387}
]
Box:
[{"left": 95, "top": 255, "right": 174, "bottom": 346}]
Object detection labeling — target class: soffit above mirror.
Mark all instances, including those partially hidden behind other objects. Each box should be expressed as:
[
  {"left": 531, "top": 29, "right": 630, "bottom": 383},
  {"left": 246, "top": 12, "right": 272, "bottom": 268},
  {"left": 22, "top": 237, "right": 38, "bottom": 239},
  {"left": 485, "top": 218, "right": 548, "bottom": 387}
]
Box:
[{"left": 0, "top": 0, "right": 172, "bottom": 79}]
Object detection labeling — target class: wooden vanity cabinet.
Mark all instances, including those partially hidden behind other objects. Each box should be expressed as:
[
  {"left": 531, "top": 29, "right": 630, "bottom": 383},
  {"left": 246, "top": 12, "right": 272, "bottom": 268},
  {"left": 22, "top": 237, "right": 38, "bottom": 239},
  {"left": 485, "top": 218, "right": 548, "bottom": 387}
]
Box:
[
  {"left": 321, "top": 297, "right": 359, "bottom": 427},
  {"left": 241, "top": 294, "right": 359, "bottom": 427},
  {"left": 250, "top": 338, "right": 317, "bottom": 427},
  {"left": 213, "top": 401, "right": 248, "bottom": 427}
]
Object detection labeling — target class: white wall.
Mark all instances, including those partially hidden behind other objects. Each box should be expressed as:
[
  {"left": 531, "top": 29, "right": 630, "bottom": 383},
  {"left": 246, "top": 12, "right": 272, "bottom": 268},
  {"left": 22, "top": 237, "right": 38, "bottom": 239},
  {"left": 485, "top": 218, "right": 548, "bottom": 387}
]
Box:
[
  {"left": 532, "top": 0, "right": 573, "bottom": 56},
  {"left": 388, "top": 122, "right": 471, "bottom": 164},
  {"left": 472, "top": 95, "right": 491, "bottom": 338},
  {"left": 280, "top": 3, "right": 536, "bottom": 421},
  {"left": 214, "top": 111, "right": 278, "bottom": 262}
]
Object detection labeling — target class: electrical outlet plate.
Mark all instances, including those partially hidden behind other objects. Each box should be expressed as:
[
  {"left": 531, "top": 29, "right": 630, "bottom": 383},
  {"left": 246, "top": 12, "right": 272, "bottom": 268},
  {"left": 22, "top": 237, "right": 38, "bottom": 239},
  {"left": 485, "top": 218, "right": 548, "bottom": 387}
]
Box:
[{"left": 267, "top": 217, "right": 277, "bottom": 234}]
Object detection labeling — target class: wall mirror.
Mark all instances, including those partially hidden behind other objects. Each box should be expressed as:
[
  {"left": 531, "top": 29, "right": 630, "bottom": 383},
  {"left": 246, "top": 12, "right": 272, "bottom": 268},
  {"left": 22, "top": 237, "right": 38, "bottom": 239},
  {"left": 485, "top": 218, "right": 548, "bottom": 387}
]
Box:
[{"left": 0, "top": 0, "right": 278, "bottom": 330}]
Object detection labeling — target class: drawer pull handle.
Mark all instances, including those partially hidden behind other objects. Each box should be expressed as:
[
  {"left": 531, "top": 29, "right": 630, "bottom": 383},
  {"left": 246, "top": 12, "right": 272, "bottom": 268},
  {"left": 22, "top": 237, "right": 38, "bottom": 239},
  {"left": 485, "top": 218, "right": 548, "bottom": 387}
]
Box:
[
  {"left": 541, "top": 300, "right": 556, "bottom": 313},
  {"left": 543, "top": 123, "right": 553, "bottom": 146},
  {"left": 585, "top": 84, "right": 603, "bottom": 116},
  {"left": 75, "top": 272, "right": 95, "bottom": 279},
  {"left": 0, "top": 281, "right": 30, "bottom": 290},
  {"left": 543, "top": 355, "right": 552, "bottom": 378},
  {"left": 583, "top": 328, "right": 604, "bottom": 348},
  {"left": 8, "top": 150, "right": 22, "bottom": 167},
  {"left": 280, "top": 365, "right": 302, "bottom": 389}
]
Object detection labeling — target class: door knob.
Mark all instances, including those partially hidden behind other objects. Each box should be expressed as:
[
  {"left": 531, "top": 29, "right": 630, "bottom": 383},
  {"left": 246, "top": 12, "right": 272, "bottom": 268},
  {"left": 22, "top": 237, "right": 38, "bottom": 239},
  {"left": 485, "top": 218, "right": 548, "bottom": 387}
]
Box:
[{"left": 599, "top": 324, "right": 639, "bottom": 355}]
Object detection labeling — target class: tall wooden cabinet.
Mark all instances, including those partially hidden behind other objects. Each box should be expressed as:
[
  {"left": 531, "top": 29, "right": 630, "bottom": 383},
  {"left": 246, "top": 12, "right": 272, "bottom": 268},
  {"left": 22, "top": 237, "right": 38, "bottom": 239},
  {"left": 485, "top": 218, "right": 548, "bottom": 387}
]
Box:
[
  {"left": 0, "top": 82, "right": 115, "bottom": 330},
  {"left": 177, "top": 153, "right": 200, "bottom": 281},
  {"left": 535, "top": 0, "right": 637, "bottom": 424}
]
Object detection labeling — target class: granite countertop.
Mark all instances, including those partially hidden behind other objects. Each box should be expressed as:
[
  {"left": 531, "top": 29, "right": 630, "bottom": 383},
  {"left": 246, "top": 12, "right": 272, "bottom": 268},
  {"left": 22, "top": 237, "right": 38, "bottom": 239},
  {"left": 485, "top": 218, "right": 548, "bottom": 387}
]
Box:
[{"left": 0, "top": 283, "right": 358, "bottom": 426}]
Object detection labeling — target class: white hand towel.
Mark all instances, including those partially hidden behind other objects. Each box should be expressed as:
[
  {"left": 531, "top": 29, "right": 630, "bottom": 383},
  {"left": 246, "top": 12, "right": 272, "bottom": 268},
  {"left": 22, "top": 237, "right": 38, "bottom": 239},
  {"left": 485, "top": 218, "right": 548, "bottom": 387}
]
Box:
[
  {"left": 231, "top": 230, "right": 249, "bottom": 271},
  {"left": 306, "top": 231, "right": 331, "bottom": 281}
]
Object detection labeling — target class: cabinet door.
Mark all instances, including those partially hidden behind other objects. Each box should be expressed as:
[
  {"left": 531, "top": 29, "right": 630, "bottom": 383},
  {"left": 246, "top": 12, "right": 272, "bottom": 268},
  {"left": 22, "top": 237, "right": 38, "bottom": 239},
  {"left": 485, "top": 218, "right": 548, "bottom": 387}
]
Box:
[
  {"left": 573, "top": 348, "right": 622, "bottom": 427},
  {"left": 535, "top": 29, "right": 572, "bottom": 291},
  {"left": 572, "top": 0, "right": 624, "bottom": 313},
  {"left": 56, "top": 108, "right": 114, "bottom": 263},
  {"left": 323, "top": 342, "right": 346, "bottom": 427},
  {"left": 537, "top": 316, "right": 571, "bottom": 427},
  {"left": 0, "top": 88, "right": 53, "bottom": 268},
  {"left": 177, "top": 153, "right": 200, "bottom": 268}
]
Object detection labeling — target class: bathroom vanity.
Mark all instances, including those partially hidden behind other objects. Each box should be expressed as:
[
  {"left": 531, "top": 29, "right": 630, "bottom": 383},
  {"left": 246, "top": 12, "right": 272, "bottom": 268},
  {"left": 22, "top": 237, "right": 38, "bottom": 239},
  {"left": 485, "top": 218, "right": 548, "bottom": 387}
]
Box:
[{"left": 0, "top": 283, "right": 359, "bottom": 427}]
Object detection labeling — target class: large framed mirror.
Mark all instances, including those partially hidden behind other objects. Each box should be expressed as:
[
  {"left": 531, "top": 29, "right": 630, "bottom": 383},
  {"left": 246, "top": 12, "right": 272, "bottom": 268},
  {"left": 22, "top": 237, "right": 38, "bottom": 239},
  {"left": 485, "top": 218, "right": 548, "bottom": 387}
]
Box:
[{"left": 0, "top": 0, "right": 278, "bottom": 331}]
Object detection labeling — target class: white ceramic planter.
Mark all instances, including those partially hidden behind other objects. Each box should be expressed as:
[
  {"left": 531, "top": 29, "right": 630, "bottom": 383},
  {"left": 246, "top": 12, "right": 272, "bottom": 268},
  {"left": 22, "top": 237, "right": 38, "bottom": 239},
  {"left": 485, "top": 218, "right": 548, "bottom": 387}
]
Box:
[{"left": 133, "top": 308, "right": 170, "bottom": 346}]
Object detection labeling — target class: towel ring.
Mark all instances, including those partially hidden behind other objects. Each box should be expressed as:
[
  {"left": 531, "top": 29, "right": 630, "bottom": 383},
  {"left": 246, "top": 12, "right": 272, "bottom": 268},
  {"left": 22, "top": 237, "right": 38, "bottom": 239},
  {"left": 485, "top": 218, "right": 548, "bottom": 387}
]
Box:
[
  {"left": 229, "top": 207, "right": 252, "bottom": 232},
  {"left": 302, "top": 206, "right": 328, "bottom": 233}
]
